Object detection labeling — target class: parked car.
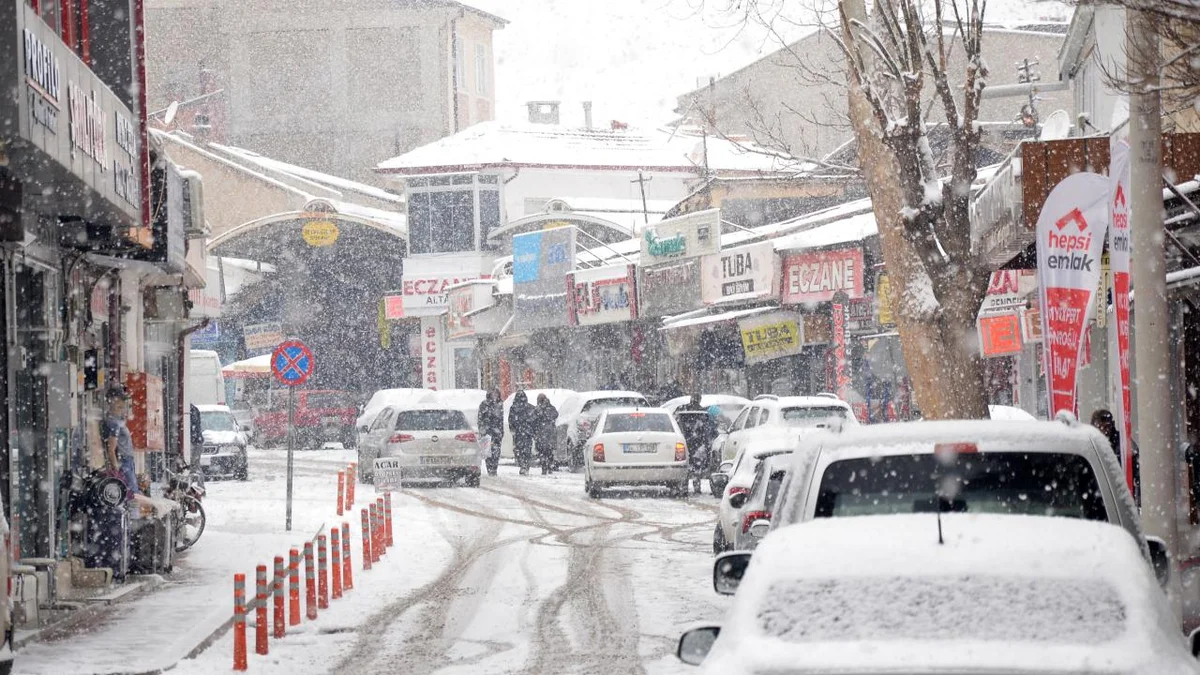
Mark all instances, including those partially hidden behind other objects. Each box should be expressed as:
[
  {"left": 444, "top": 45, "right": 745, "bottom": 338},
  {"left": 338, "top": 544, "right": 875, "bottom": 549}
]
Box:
[
  {"left": 584, "top": 408, "right": 688, "bottom": 498},
  {"left": 370, "top": 406, "right": 482, "bottom": 487},
  {"left": 500, "top": 389, "right": 577, "bottom": 461},
  {"left": 714, "top": 394, "right": 856, "bottom": 463},
  {"left": 195, "top": 404, "right": 249, "bottom": 480},
  {"left": 228, "top": 401, "right": 257, "bottom": 443},
  {"left": 661, "top": 395, "right": 750, "bottom": 427},
  {"left": 255, "top": 390, "right": 358, "bottom": 449},
  {"left": 714, "top": 440, "right": 795, "bottom": 554},
  {"left": 681, "top": 515, "right": 1199, "bottom": 674},
  {"left": 729, "top": 453, "right": 789, "bottom": 552},
  {"left": 421, "top": 389, "right": 487, "bottom": 428},
  {"left": 559, "top": 390, "right": 650, "bottom": 469},
  {"left": 356, "top": 388, "right": 429, "bottom": 447}
]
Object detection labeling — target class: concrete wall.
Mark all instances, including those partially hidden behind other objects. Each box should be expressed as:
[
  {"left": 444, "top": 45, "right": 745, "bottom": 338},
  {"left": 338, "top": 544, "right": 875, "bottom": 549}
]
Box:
[
  {"left": 145, "top": 0, "right": 500, "bottom": 184},
  {"left": 454, "top": 12, "right": 498, "bottom": 129},
  {"left": 678, "top": 27, "right": 1073, "bottom": 160}
]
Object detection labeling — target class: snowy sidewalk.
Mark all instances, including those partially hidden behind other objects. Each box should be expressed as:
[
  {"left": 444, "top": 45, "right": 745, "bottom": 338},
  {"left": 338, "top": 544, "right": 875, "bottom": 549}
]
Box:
[{"left": 13, "top": 449, "right": 362, "bottom": 675}]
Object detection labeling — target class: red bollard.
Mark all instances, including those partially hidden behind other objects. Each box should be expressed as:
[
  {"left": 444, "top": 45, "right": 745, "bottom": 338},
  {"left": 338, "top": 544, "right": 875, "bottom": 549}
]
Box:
[
  {"left": 384, "top": 492, "right": 394, "bottom": 547},
  {"left": 375, "top": 498, "right": 386, "bottom": 554},
  {"left": 331, "top": 528, "right": 343, "bottom": 599},
  {"left": 255, "top": 565, "right": 269, "bottom": 656},
  {"left": 361, "top": 509, "right": 372, "bottom": 570},
  {"left": 304, "top": 542, "right": 317, "bottom": 620},
  {"left": 369, "top": 503, "right": 381, "bottom": 562},
  {"left": 317, "top": 535, "right": 329, "bottom": 609},
  {"left": 273, "top": 555, "right": 286, "bottom": 638},
  {"left": 347, "top": 464, "right": 356, "bottom": 509},
  {"left": 288, "top": 547, "right": 301, "bottom": 626},
  {"left": 336, "top": 471, "right": 345, "bottom": 517},
  {"left": 233, "top": 574, "right": 248, "bottom": 671},
  {"left": 342, "top": 522, "right": 354, "bottom": 590}
]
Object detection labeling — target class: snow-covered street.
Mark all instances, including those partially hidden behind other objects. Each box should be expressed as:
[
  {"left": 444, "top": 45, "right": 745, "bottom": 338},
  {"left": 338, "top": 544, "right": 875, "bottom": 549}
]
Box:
[{"left": 15, "top": 447, "right": 728, "bottom": 675}]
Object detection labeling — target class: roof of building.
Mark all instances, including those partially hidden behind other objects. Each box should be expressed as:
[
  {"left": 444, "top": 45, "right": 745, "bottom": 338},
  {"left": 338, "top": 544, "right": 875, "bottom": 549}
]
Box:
[{"left": 375, "top": 122, "right": 805, "bottom": 176}]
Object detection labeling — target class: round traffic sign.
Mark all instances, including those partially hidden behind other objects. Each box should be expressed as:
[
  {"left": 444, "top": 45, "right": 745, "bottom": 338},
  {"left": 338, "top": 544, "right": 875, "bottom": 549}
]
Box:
[{"left": 271, "top": 340, "right": 315, "bottom": 387}]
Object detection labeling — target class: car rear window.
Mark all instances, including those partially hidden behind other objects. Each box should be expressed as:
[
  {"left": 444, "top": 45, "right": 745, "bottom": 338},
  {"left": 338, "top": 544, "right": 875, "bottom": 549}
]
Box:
[
  {"left": 582, "top": 397, "right": 646, "bottom": 414},
  {"left": 757, "top": 576, "right": 1124, "bottom": 644},
  {"left": 603, "top": 412, "right": 674, "bottom": 433},
  {"left": 814, "top": 452, "right": 1107, "bottom": 521},
  {"left": 780, "top": 406, "right": 848, "bottom": 425},
  {"left": 200, "top": 411, "right": 239, "bottom": 432},
  {"left": 305, "top": 393, "right": 353, "bottom": 410},
  {"left": 395, "top": 409, "right": 469, "bottom": 431}
]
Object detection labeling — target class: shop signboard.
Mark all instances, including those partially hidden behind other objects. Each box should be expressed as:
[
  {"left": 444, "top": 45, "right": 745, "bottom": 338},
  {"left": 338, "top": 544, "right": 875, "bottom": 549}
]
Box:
[
  {"left": 1108, "top": 139, "right": 1134, "bottom": 487},
  {"left": 979, "top": 269, "right": 1037, "bottom": 315},
  {"left": 446, "top": 282, "right": 494, "bottom": 340},
  {"left": 187, "top": 265, "right": 223, "bottom": 318},
  {"left": 512, "top": 226, "right": 576, "bottom": 332},
  {"left": 700, "top": 241, "right": 778, "bottom": 304},
  {"left": 401, "top": 273, "right": 480, "bottom": 316},
  {"left": 567, "top": 264, "right": 637, "bottom": 326},
  {"left": 846, "top": 296, "right": 875, "bottom": 333},
  {"left": 978, "top": 313, "right": 1022, "bottom": 357},
  {"left": 1034, "top": 172, "right": 1110, "bottom": 417},
  {"left": 738, "top": 312, "right": 803, "bottom": 364},
  {"left": 420, "top": 315, "right": 445, "bottom": 390},
  {"left": 244, "top": 322, "right": 284, "bottom": 357},
  {"left": 191, "top": 320, "right": 220, "bottom": 348},
  {"left": 831, "top": 298, "right": 850, "bottom": 399},
  {"left": 637, "top": 257, "right": 702, "bottom": 317},
  {"left": 781, "top": 248, "right": 865, "bottom": 304},
  {"left": 383, "top": 294, "right": 405, "bottom": 320},
  {"left": 639, "top": 208, "right": 720, "bottom": 264},
  {"left": 1020, "top": 302, "right": 1043, "bottom": 344},
  {"left": 876, "top": 271, "right": 895, "bottom": 326}
]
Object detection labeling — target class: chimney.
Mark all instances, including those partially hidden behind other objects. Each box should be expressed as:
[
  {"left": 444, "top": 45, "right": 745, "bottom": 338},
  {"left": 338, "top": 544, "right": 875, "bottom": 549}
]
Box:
[
  {"left": 525, "top": 101, "right": 561, "bottom": 125},
  {"left": 583, "top": 101, "right": 593, "bottom": 129}
]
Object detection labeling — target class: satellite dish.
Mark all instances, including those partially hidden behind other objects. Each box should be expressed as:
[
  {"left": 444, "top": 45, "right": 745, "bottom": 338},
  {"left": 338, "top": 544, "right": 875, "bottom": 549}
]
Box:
[
  {"left": 1040, "top": 110, "right": 1070, "bottom": 141},
  {"left": 163, "top": 101, "right": 180, "bottom": 126}
]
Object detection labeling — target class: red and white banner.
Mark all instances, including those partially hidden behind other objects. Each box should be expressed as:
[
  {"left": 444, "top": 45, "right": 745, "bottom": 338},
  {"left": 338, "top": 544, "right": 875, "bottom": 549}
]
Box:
[
  {"left": 1109, "top": 139, "right": 1134, "bottom": 488},
  {"left": 831, "top": 300, "right": 850, "bottom": 399},
  {"left": 1035, "top": 172, "right": 1111, "bottom": 417},
  {"left": 781, "top": 248, "right": 864, "bottom": 304}
]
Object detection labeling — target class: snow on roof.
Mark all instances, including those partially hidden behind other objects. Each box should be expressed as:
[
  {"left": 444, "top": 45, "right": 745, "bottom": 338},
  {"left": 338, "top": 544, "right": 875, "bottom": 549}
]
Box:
[
  {"left": 770, "top": 210, "right": 877, "bottom": 252},
  {"left": 210, "top": 144, "right": 403, "bottom": 205},
  {"left": 661, "top": 305, "right": 775, "bottom": 330},
  {"left": 710, "top": 513, "right": 1182, "bottom": 674},
  {"left": 376, "top": 122, "right": 800, "bottom": 175}
]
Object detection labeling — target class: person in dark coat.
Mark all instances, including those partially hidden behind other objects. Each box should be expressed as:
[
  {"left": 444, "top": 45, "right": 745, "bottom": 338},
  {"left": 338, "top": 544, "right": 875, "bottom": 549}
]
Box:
[
  {"left": 534, "top": 394, "right": 559, "bottom": 475},
  {"left": 189, "top": 403, "right": 205, "bottom": 472},
  {"left": 478, "top": 390, "right": 505, "bottom": 476},
  {"left": 1091, "top": 408, "right": 1141, "bottom": 505},
  {"left": 508, "top": 391, "right": 536, "bottom": 475}
]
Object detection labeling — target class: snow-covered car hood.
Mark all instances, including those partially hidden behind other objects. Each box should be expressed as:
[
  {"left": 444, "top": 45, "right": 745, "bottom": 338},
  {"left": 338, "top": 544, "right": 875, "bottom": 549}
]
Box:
[{"left": 203, "top": 430, "right": 245, "bottom": 446}]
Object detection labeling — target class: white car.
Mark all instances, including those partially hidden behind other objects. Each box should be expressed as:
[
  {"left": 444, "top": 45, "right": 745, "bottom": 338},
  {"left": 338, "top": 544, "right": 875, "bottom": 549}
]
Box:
[
  {"left": 421, "top": 388, "right": 487, "bottom": 428},
  {"left": 715, "top": 394, "right": 856, "bottom": 463},
  {"left": 661, "top": 395, "right": 750, "bottom": 427},
  {"left": 681, "top": 515, "right": 1200, "bottom": 674},
  {"left": 714, "top": 440, "right": 794, "bottom": 554},
  {"left": 559, "top": 390, "right": 650, "bottom": 469},
  {"left": 195, "top": 404, "right": 249, "bottom": 480},
  {"left": 730, "top": 453, "right": 790, "bottom": 552},
  {"left": 371, "top": 406, "right": 482, "bottom": 487},
  {"left": 584, "top": 408, "right": 689, "bottom": 498},
  {"left": 500, "top": 388, "right": 577, "bottom": 460},
  {"left": 355, "top": 388, "right": 429, "bottom": 447}
]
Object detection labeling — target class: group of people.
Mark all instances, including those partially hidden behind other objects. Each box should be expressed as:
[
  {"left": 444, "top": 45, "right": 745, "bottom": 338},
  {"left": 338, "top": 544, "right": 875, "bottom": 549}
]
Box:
[{"left": 477, "top": 390, "right": 559, "bottom": 476}]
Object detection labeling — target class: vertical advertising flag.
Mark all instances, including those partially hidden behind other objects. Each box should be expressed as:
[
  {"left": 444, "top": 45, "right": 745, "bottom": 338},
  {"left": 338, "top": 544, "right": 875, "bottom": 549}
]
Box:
[
  {"left": 1035, "top": 172, "right": 1111, "bottom": 417},
  {"left": 1109, "top": 139, "right": 1134, "bottom": 488}
]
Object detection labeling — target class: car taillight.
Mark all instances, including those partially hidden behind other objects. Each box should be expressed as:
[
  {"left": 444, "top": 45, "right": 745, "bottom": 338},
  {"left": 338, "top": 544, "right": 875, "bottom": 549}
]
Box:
[
  {"left": 674, "top": 442, "right": 687, "bottom": 461},
  {"left": 593, "top": 443, "right": 605, "bottom": 463},
  {"left": 388, "top": 433, "right": 415, "bottom": 444},
  {"left": 742, "top": 510, "right": 771, "bottom": 533},
  {"left": 727, "top": 486, "right": 749, "bottom": 499},
  {"left": 455, "top": 432, "right": 478, "bottom": 442}
]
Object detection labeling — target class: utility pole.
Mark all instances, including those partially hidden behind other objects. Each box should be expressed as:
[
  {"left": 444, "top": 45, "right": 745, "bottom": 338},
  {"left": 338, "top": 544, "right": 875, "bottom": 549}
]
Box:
[
  {"left": 631, "top": 171, "right": 652, "bottom": 226},
  {"left": 1127, "top": 7, "right": 1181, "bottom": 621}
]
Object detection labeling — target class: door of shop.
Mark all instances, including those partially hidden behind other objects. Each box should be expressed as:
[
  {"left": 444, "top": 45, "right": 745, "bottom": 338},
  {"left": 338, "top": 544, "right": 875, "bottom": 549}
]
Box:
[{"left": 13, "top": 265, "right": 53, "bottom": 558}]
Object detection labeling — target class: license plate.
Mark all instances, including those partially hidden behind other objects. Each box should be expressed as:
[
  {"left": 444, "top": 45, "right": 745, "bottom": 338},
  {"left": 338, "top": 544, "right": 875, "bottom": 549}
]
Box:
[
  {"left": 419, "top": 455, "right": 455, "bottom": 465},
  {"left": 622, "top": 443, "right": 657, "bottom": 454}
]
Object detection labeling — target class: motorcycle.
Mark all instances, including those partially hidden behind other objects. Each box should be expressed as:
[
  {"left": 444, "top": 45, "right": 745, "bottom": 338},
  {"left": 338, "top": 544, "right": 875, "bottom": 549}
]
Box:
[{"left": 163, "top": 458, "right": 206, "bottom": 552}]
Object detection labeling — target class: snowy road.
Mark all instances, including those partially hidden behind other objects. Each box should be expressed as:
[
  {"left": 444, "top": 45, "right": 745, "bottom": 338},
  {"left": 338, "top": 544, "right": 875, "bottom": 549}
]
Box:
[{"left": 15, "top": 448, "right": 729, "bottom": 675}]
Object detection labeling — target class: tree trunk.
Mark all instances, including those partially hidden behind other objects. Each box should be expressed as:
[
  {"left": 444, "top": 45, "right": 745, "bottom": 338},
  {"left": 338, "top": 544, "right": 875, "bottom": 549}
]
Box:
[{"left": 841, "top": 0, "right": 990, "bottom": 420}]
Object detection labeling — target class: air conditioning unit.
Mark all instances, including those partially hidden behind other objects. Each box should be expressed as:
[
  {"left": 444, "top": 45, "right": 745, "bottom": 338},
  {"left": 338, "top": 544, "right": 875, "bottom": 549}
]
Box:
[
  {"left": 145, "top": 288, "right": 187, "bottom": 320},
  {"left": 180, "top": 170, "right": 208, "bottom": 238}
]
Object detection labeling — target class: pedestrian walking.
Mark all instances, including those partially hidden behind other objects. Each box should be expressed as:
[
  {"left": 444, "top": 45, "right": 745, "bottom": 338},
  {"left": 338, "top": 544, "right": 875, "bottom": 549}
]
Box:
[
  {"left": 1091, "top": 408, "right": 1140, "bottom": 505},
  {"left": 509, "top": 391, "right": 536, "bottom": 475},
  {"left": 534, "top": 394, "right": 559, "bottom": 475},
  {"left": 478, "top": 389, "right": 505, "bottom": 476},
  {"left": 189, "top": 403, "right": 204, "bottom": 473},
  {"left": 101, "top": 387, "right": 140, "bottom": 496}
]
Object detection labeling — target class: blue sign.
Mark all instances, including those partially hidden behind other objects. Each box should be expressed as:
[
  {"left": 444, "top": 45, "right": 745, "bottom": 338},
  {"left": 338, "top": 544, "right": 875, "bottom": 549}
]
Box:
[
  {"left": 512, "top": 226, "right": 577, "bottom": 332},
  {"left": 191, "top": 321, "right": 220, "bottom": 347},
  {"left": 512, "top": 231, "right": 542, "bottom": 283},
  {"left": 271, "top": 341, "right": 315, "bottom": 387}
]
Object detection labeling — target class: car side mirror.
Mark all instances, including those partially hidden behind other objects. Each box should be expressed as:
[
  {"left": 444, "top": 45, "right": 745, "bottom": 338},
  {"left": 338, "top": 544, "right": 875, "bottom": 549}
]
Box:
[
  {"left": 710, "top": 473, "right": 730, "bottom": 495},
  {"left": 1147, "top": 536, "right": 1171, "bottom": 587},
  {"left": 728, "top": 492, "right": 748, "bottom": 510},
  {"left": 1189, "top": 627, "right": 1200, "bottom": 658},
  {"left": 748, "top": 519, "right": 771, "bottom": 539},
  {"left": 676, "top": 625, "right": 721, "bottom": 666},
  {"left": 713, "top": 551, "right": 752, "bottom": 595}
]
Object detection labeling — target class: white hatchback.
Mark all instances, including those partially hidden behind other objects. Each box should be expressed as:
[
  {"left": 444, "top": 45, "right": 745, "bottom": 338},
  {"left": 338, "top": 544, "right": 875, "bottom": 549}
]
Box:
[
  {"left": 372, "top": 406, "right": 483, "bottom": 488},
  {"left": 584, "top": 408, "right": 689, "bottom": 498}
]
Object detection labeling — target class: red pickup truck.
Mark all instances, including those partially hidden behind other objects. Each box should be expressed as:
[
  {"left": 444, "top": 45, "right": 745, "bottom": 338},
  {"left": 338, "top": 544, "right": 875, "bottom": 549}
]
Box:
[{"left": 255, "top": 390, "right": 358, "bottom": 449}]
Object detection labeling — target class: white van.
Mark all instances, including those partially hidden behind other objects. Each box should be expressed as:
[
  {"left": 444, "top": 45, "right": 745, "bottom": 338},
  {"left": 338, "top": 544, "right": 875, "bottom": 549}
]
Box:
[{"left": 188, "top": 350, "right": 226, "bottom": 406}]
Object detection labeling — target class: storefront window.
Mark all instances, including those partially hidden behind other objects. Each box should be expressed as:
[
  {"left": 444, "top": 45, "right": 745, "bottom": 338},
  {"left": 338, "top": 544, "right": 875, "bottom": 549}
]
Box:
[{"left": 405, "top": 174, "right": 502, "bottom": 255}]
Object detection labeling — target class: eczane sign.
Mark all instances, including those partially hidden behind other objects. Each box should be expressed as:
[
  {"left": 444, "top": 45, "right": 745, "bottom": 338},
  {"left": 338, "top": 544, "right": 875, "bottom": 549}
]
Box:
[{"left": 781, "top": 248, "right": 864, "bottom": 304}]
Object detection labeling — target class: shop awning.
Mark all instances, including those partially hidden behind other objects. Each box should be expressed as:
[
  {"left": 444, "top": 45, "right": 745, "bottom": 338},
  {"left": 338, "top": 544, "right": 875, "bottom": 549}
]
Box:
[
  {"left": 660, "top": 305, "right": 775, "bottom": 331},
  {"left": 221, "top": 354, "right": 272, "bottom": 378}
]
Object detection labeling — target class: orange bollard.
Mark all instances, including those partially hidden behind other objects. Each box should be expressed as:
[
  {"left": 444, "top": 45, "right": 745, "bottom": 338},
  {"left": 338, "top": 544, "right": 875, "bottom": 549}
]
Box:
[
  {"left": 384, "top": 492, "right": 394, "bottom": 547},
  {"left": 331, "top": 528, "right": 343, "bottom": 599},
  {"left": 361, "top": 509, "right": 372, "bottom": 570},
  {"left": 375, "top": 498, "right": 386, "bottom": 554},
  {"left": 233, "top": 573, "right": 247, "bottom": 671},
  {"left": 273, "top": 555, "right": 286, "bottom": 638},
  {"left": 342, "top": 522, "right": 354, "bottom": 590},
  {"left": 336, "top": 471, "right": 345, "bottom": 517},
  {"left": 346, "top": 464, "right": 356, "bottom": 509},
  {"left": 288, "top": 548, "right": 301, "bottom": 626},
  {"left": 317, "top": 535, "right": 329, "bottom": 609},
  {"left": 255, "top": 565, "right": 269, "bottom": 656},
  {"left": 304, "top": 542, "right": 317, "bottom": 620},
  {"left": 369, "top": 503, "right": 381, "bottom": 562}
]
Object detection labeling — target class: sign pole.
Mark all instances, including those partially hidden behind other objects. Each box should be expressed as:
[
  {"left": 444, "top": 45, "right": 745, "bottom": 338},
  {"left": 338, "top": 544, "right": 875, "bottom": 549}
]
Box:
[{"left": 286, "top": 385, "right": 295, "bottom": 530}]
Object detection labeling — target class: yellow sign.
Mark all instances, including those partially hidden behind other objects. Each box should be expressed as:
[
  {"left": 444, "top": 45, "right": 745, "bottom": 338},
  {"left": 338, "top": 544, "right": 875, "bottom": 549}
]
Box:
[
  {"left": 739, "top": 317, "right": 802, "bottom": 363},
  {"left": 302, "top": 220, "right": 339, "bottom": 247},
  {"left": 876, "top": 272, "right": 896, "bottom": 326}
]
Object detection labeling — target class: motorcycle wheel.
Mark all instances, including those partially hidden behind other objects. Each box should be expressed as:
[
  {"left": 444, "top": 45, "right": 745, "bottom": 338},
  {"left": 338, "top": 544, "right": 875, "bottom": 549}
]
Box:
[{"left": 175, "top": 496, "right": 207, "bottom": 552}]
